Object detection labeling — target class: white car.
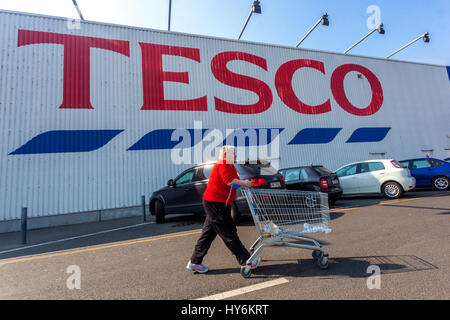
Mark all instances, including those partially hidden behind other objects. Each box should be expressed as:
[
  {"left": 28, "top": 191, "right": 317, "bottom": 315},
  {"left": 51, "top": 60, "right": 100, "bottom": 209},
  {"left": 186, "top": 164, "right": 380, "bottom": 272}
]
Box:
[{"left": 335, "top": 159, "right": 416, "bottom": 199}]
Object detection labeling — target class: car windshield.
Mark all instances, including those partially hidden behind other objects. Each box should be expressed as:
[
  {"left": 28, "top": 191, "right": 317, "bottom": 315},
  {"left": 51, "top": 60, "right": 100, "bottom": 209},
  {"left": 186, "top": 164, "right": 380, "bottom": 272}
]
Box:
[
  {"left": 235, "top": 162, "right": 278, "bottom": 178},
  {"left": 312, "top": 166, "right": 333, "bottom": 176}
]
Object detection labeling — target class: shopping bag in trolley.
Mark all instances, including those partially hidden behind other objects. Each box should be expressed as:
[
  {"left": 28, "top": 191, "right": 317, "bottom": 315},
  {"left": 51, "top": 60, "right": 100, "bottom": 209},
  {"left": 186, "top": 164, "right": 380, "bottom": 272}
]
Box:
[{"left": 239, "top": 187, "right": 332, "bottom": 278}]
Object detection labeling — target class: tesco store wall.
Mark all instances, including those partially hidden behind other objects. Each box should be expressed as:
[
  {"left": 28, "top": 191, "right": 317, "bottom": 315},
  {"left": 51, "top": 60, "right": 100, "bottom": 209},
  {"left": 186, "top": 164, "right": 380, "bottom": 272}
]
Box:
[{"left": 0, "top": 10, "right": 449, "bottom": 221}]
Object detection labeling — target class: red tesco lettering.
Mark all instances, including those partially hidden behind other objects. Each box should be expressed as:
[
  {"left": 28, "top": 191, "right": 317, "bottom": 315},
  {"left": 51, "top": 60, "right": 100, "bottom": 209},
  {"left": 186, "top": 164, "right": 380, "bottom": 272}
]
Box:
[{"left": 17, "top": 29, "right": 383, "bottom": 116}]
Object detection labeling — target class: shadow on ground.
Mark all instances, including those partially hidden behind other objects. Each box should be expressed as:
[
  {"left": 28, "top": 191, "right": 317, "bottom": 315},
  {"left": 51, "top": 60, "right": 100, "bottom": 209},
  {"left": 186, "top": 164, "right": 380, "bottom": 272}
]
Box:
[{"left": 208, "top": 255, "right": 438, "bottom": 279}]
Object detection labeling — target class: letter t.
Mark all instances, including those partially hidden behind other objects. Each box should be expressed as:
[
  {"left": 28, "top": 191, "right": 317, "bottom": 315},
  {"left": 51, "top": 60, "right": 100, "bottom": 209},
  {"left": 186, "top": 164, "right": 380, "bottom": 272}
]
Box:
[{"left": 18, "top": 29, "right": 130, "bottom": 109}]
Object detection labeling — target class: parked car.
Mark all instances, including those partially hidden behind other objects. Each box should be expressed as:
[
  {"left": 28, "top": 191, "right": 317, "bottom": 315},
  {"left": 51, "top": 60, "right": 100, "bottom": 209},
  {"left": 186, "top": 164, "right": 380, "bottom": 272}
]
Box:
[
  {"left": 149, "top": 160, "right": 284, "bottom": 223},
  {"left": 278, "top": 166, "right": 343, "bottom": 205},
  {"left": 335, "top": 159, "right": 416, "bottom": 199},
  {"left": 398, "top": 158, "right": 450, "bottom": 191}
]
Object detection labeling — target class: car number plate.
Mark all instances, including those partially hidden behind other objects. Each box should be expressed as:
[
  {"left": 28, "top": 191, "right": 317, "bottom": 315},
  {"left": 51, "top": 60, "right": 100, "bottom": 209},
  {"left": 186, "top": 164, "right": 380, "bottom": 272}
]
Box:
[{"left": 270, "top": 181, "right": 281, "bottom": 188}]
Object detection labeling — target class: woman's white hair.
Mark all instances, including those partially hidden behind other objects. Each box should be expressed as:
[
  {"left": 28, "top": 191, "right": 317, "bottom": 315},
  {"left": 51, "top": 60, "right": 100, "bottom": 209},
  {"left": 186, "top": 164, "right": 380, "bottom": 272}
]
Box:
[{"left": 218, "top": 145, "right": 236, "bottom": 160}]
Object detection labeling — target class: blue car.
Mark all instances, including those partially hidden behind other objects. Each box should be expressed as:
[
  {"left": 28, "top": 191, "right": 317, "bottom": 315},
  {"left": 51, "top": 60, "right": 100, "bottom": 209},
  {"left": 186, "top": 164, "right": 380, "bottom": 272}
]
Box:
[{"left": 399, "top": 158, "right": 450, "bottom": 191}]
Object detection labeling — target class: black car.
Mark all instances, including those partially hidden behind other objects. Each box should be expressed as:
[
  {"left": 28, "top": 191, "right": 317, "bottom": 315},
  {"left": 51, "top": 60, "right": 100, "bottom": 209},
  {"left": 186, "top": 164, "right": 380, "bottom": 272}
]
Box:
[
  {"left": 149, "top": 160, "right": 284, "bottom": 224},
  {"left": 278, "top": 165, "right": 343, "bottom": 205}
]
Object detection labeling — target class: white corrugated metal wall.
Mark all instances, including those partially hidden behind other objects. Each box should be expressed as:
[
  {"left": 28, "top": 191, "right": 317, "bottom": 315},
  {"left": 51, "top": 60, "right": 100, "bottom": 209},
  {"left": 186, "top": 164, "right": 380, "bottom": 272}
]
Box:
[{"left": 0, "top": 10, "right": 449, "bottom": 221}]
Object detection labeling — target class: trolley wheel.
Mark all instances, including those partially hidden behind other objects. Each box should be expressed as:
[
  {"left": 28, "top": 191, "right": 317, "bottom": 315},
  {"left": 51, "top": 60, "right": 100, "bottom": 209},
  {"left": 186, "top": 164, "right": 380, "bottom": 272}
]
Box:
[
  {"left": 312, "top": 250, "right": 322, "bottom": 261},
  {"left": 316, "top": 252, "right": 329, "bottom": 270},
  {"left": 240, "top": 265, "right": 252, "bottom": 278}
]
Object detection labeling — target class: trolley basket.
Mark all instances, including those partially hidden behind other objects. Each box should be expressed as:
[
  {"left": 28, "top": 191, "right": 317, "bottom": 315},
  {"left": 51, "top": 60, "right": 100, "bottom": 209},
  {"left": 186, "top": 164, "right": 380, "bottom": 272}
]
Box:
[{"left": 239, "top": 187, "right": 332, "bottom": 278}]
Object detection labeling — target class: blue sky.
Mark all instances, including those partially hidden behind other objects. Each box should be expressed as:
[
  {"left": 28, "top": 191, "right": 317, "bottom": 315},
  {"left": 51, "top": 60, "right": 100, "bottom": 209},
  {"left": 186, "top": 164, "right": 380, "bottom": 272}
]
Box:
[{"left": 1, "top": 0, "right": 449, "bottom": 66}]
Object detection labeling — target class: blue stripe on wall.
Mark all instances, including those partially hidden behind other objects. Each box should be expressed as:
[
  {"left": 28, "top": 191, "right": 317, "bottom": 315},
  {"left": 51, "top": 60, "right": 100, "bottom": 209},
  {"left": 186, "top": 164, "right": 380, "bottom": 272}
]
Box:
[
  {"left": 288, "top": 128, "right": 342, "bottom": 145},
  {"left": 127, "top": 129, "right": 210, "bottom": 150},
  {"left": 9, "top": 130, "right": 123, "bottom": 155},
  {"left": 128, "top": 128, "right": 284, "bottom": 150},
  {"left": 223, "top": 128, "right": 284, "bottom": 147},
  {"left": 346, "top": 127, "right": 391, "bottom": 143}
]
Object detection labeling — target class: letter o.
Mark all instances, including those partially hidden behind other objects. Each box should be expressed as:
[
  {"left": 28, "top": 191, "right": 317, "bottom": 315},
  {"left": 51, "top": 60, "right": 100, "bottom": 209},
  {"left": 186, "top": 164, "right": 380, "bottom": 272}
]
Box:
[{"left": 331, "top": 64, "right": 383, "bottom": 116}]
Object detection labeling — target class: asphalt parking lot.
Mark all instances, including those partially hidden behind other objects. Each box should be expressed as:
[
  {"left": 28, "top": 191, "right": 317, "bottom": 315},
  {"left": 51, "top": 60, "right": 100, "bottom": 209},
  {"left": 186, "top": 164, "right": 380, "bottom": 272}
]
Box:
[{"left": 0, "top": 189, "right": 448, "bottom": 300}]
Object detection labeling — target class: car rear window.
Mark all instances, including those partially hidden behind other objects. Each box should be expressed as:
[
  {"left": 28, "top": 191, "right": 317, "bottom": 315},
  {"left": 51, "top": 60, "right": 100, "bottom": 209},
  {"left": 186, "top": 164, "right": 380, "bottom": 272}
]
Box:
[
  {"left": 196, "top": 165, "right": 214, "bottom": 180},
  {"left": 282, "top": 168, "right": 308, "bottom": 182},
  {"left": 235, "top": 163, "right": 278, "bottom": 178},
  {"left": 312, "top": 166, "right": 332, "bottom": 176}
]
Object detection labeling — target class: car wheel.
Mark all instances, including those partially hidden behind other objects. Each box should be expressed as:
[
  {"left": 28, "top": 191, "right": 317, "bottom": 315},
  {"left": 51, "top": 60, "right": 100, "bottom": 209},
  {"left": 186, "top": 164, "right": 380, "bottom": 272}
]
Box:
[
  {"left": 154, "top": 200, "right": 165, "bottom": 224},
  {"left": 432, "top": 176, "right": 449, "bottom": 191},
  {"left": 231, "top": 204, "right": 241, "bottom": 225},
  {"left": 382, "top": 181, "right": 404, "bottom": 199}
]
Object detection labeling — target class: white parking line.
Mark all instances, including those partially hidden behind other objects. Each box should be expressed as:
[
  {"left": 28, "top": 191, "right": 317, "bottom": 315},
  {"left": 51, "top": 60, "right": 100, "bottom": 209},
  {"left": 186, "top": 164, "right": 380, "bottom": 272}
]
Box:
[
  {"left": 0, "top": 221, "right": 155, "bottom": 255},
  {"left": 196, "top": 277, "right": 289, "bottom": 300}
]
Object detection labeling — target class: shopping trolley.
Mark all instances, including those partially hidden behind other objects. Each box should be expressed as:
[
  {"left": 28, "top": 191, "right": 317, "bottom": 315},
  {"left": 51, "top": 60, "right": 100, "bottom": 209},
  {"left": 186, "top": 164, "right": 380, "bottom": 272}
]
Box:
[{"left": 239, "top": 187, "right": 332, "bottom": 278}]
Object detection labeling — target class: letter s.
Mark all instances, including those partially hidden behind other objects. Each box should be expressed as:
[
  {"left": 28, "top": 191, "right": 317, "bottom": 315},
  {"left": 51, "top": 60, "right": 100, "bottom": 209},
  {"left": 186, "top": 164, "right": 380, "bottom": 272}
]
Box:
[{"left": 211, "top": 51, "right": 273, "bottom": 114}]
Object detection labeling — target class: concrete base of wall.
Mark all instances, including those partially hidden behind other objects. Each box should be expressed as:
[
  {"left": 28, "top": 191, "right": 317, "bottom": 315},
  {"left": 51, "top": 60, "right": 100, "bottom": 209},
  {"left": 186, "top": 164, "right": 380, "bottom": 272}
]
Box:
[{"left": 0, "top": 205, "right": 148, "bottom": 234}]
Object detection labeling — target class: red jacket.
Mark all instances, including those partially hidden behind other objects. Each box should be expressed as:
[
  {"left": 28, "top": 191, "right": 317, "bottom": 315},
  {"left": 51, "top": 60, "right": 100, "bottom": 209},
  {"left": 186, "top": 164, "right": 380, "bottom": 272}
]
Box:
[{"left": 203, "top": 160, "right": 239, "bottom": 205}]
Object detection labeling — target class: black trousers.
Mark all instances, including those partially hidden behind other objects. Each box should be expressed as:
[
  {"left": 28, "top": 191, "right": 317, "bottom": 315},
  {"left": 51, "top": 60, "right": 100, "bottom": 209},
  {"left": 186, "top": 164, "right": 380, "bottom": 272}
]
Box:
[{"left": 190, "top": 200, "right": 251, "bottom": 266}]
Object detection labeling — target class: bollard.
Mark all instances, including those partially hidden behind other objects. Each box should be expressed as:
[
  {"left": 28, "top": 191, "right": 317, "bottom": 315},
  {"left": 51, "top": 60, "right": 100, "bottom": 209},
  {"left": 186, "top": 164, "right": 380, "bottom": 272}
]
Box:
[
  {"left": 141, "top": 195, "right": 146, "bottom": 222},
  {"left": 21, "top": 207, "right": 27, "bottom": 244}
]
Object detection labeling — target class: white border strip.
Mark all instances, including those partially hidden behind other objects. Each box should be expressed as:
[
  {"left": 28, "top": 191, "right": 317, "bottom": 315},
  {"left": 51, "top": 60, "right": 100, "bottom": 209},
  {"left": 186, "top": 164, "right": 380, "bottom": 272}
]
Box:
[{"left": 196, "top": 278, "right": 289, "bottom": 300}]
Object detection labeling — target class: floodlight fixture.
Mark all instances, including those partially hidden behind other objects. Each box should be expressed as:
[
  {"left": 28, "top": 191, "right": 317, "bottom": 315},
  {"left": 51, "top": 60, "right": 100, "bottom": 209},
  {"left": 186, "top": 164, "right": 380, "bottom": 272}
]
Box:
[
  {"left": 386, "top": 32, "right": 430, "bottom": 59},
  {"left": 344, "top": 24, "right": 385, "bottom": 54},
  {"left": 296, "top": 13, "right": 330, "bottom": 47},
  {"left": 238, "top": 1, "right": 262, "bottom": 40}
]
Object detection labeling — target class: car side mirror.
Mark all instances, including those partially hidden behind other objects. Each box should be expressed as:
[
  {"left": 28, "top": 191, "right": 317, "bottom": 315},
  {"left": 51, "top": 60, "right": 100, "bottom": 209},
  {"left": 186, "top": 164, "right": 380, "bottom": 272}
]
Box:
[{"left": 168, "top": 179, "right": 175, "bottom": 187}]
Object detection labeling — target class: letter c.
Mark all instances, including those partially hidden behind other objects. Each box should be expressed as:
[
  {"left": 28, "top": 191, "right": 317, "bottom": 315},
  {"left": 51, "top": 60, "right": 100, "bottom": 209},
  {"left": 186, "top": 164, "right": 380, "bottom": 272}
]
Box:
[{"left": 275, "top": 59, "right": 331, "bottom": 114}]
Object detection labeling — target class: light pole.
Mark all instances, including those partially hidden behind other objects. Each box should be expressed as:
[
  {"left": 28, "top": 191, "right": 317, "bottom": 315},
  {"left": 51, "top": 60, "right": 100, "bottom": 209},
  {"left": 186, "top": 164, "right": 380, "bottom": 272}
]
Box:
[
  {"left": 386, "top": 33, "right": 430, "bottom": 59},
  {"left": 296, "top": 13, "right": 329, "bottom": 48},
  {"left": 168, "top": 0, "right": 172, "bottom": 31},
  {"left": 71, "top": 0, "right": 84, "bottom": 20},
  {"left": 238, "top": 0, "right": 262, "bottom": 40},
  {"left": 344, "top": 24, "right": 385, "bottom": 54}
]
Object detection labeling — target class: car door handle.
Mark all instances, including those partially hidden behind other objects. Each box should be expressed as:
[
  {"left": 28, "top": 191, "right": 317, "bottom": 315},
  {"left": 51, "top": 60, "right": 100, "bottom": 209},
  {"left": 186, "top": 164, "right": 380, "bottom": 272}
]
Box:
[{"left": 184, "top": 188, "right": 193, "bottom": 192}]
